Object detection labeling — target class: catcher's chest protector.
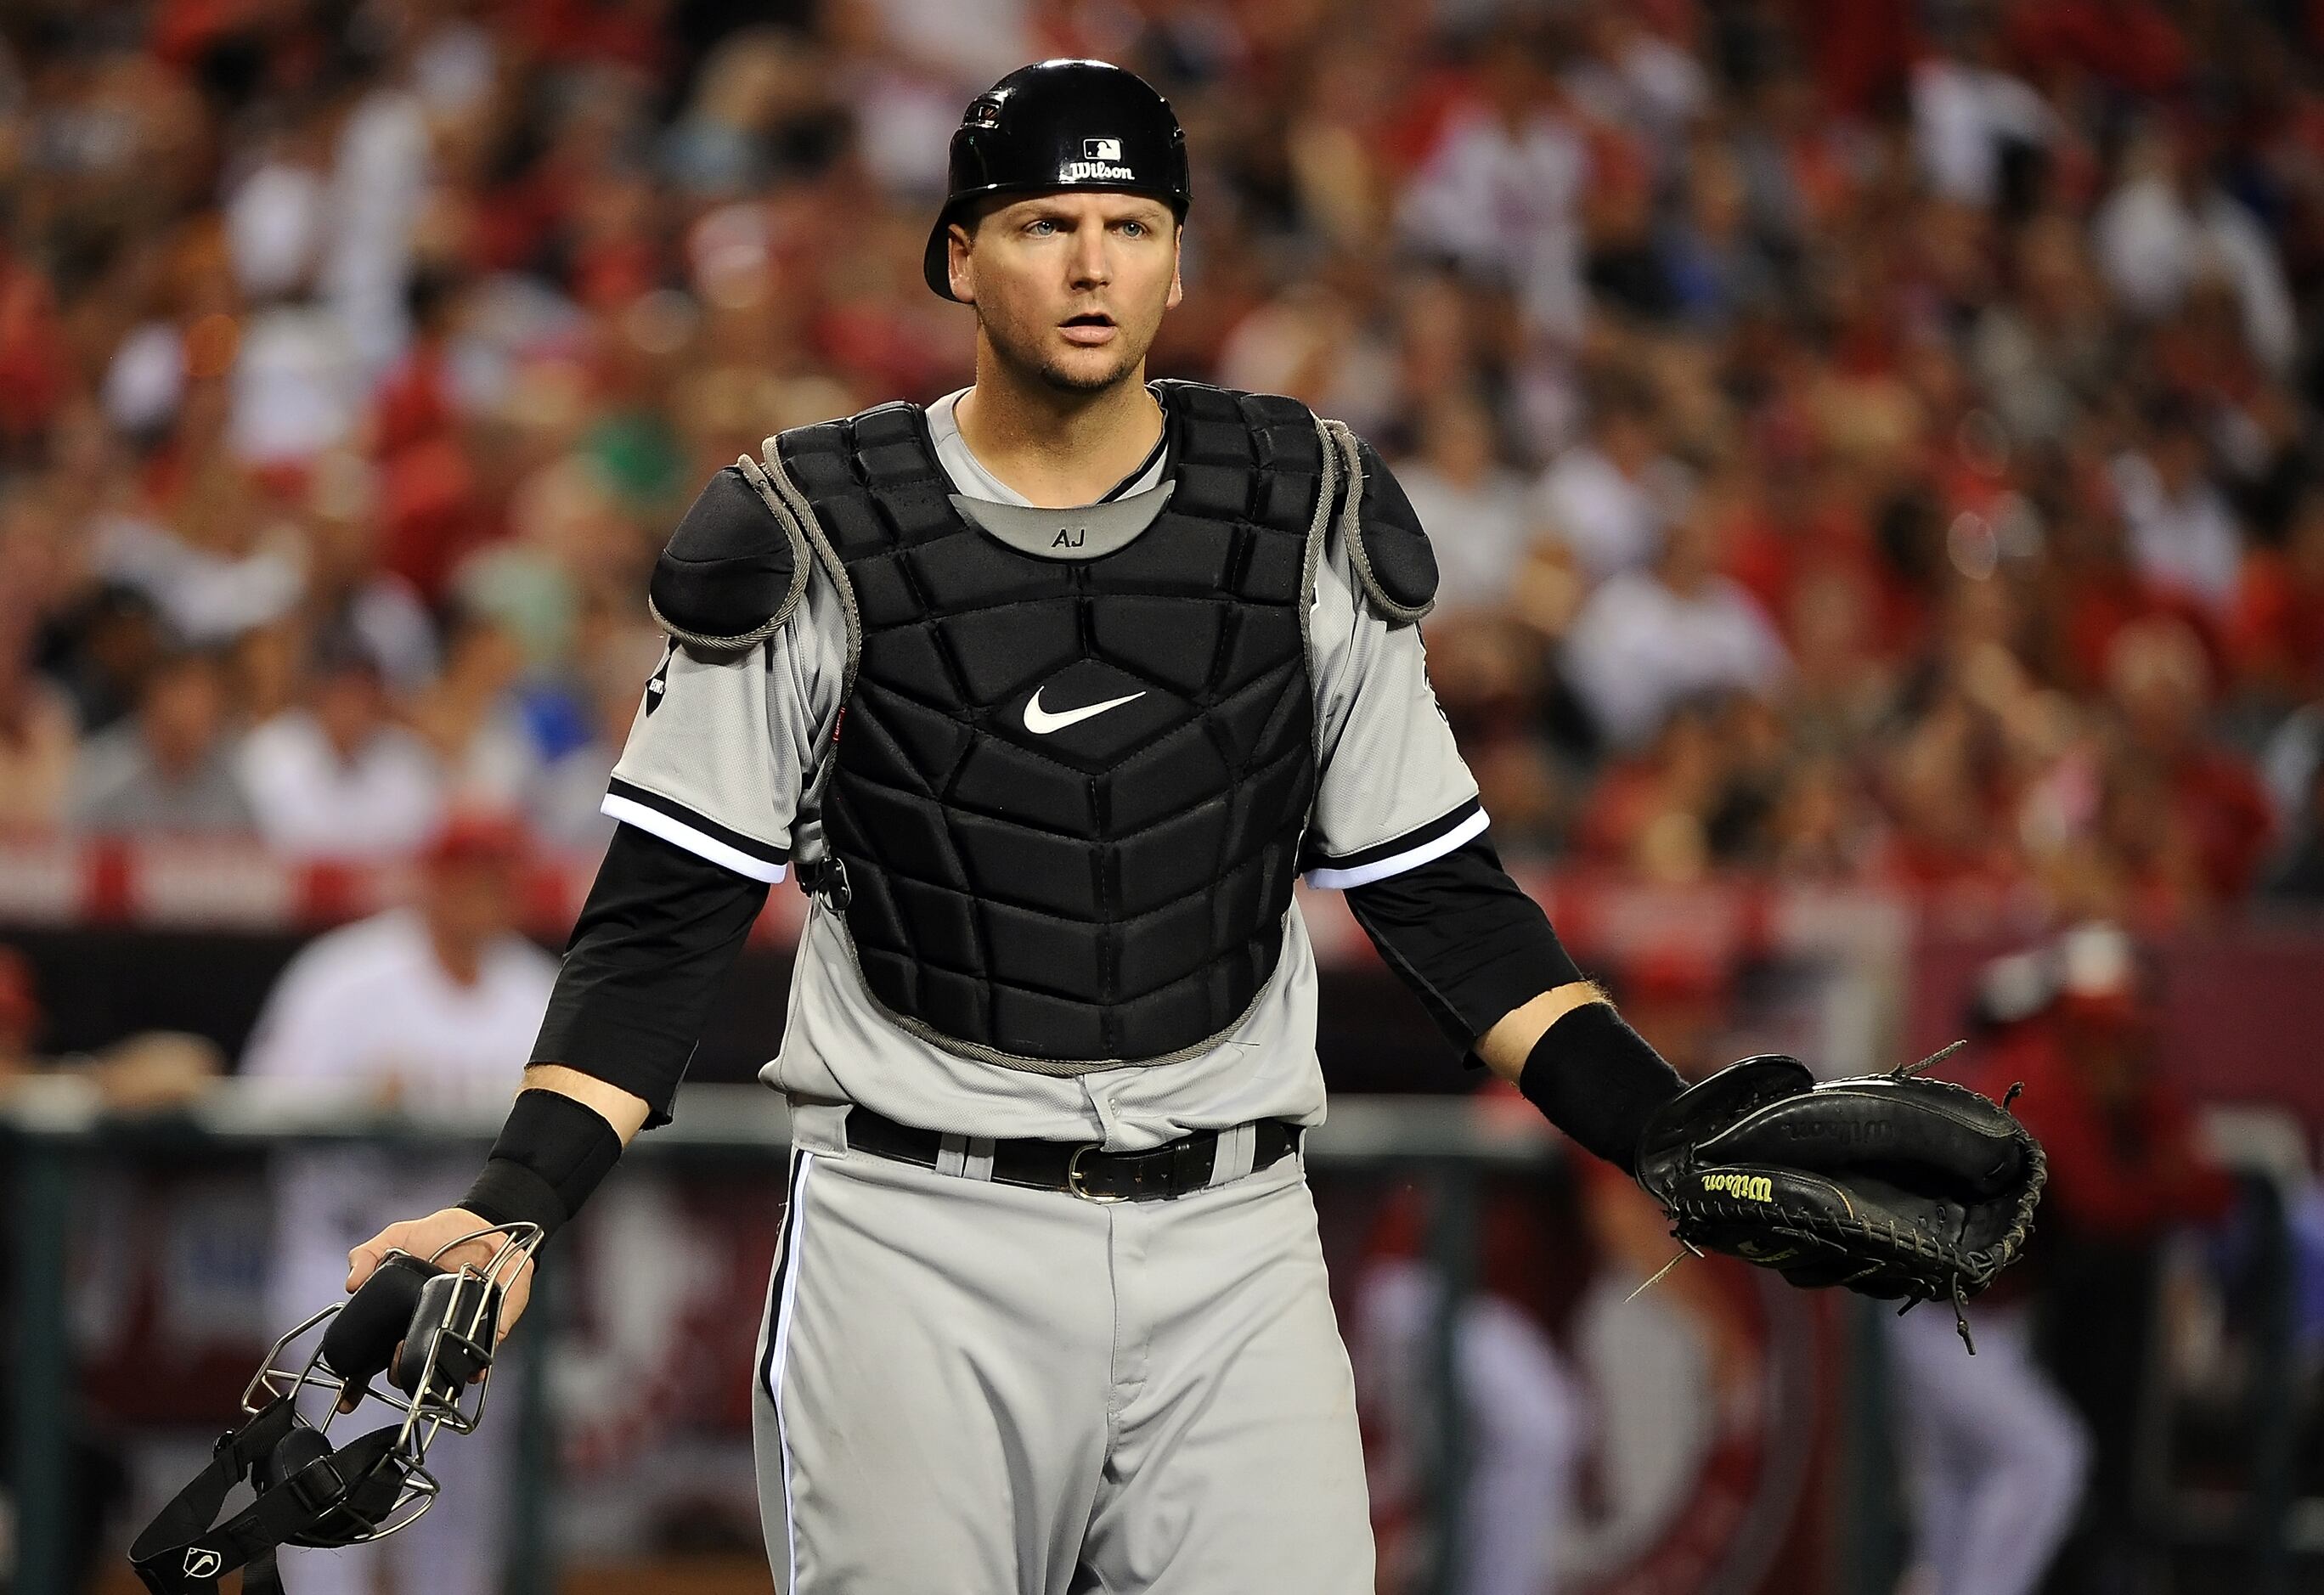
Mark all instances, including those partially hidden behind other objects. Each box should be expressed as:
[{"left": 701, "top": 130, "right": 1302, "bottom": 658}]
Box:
[{"left": 773, "top": 380, "right": 1330, "bottom": 1067}]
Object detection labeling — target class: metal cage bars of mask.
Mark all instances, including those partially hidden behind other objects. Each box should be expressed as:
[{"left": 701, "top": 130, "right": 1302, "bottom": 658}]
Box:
[{"left": 129, "top": 1221, "right": 539, "bottom": 1594}]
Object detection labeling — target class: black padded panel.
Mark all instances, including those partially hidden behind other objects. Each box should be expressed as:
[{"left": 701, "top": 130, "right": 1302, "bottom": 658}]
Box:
[
  {"left": 391, "top": 1273, "right": 497, "bottom": 1400},
  {"left": 259, "top": 1425, "right": 335, "bottom": 1493},
  {"left": 319, "top": 1252, "right": 441, "bottom": 1385},
  {"left": 776, "top": 379, "right": 1328, "bottom": 1062},
  {"left": 648, "top": 466, "right": 804, "bottom": 645},
  {"left": 1351, "top": 437, "right": 1440, "bottom": 620}
]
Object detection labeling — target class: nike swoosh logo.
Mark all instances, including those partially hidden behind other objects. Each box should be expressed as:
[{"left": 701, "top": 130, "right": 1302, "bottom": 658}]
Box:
[{"left": 1023, "top": 686, "right": 1147, "bottom": 735}]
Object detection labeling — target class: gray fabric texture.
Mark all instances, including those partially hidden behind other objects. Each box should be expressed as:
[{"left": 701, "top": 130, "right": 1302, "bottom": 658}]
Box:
[{"left": 751, "top": 1137, "right": 1373, "bottom": 1594}]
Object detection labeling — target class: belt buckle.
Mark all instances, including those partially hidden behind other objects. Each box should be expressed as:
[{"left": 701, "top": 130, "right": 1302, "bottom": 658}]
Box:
[{"left": 1066, "top": 1144, "right": 1128, "bottom": 1203}]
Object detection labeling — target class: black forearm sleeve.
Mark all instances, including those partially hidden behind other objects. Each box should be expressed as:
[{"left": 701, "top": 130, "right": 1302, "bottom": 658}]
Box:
[
  {"left": 1517, "top": 1003, "right": 1685, "bottom": 1174},
  {"left": 531, "top": 824, "right": 770, "bottom": 1127},
  {"left": 461, "top": 1089, "right": 626, "bottom": 1240},
  {"left": 1343, "top": 834, "right": 1585, "bottom": 1050}
]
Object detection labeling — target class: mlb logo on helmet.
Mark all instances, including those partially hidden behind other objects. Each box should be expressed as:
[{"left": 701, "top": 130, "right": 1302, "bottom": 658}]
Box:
[{"left": 1085, "top": 138, "right": 1121, "bottom": 161}]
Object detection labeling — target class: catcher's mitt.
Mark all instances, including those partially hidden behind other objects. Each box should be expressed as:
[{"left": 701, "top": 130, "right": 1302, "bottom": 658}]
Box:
[{"left": 1634, "top": 1044, "right": 2046, "bottom": 1351}]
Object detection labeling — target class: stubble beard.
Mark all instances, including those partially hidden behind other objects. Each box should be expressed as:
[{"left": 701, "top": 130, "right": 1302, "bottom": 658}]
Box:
[{"left": 982, "top": 311, "right": 1147, "bottom": 397}]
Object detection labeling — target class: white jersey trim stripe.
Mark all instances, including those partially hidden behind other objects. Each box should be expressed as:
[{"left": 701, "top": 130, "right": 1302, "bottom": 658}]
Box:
[
  {"left": 1302, "top": 806, "right": 1489, "bottom": 891},
  {"left": 601, "top": 794, "right": 789, "bottom": 883}
]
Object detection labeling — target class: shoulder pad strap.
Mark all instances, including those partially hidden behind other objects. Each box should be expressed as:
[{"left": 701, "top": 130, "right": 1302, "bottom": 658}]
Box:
[
  {"left": 1320, "top": 420, "right": 1438, "bottom": 623},
  {"left": 646, "top": 457, "right": 810, "bottom": 651}
]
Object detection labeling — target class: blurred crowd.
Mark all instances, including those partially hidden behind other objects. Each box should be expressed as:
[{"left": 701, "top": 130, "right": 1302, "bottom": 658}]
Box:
[{"left": 0, "top": 0, "right": 2317, "bottom": 928}]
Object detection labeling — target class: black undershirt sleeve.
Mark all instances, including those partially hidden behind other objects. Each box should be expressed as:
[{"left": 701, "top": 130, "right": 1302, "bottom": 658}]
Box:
[
  {"left": 531, "top": 824, "right": 770, "bottom": 1128},
  {"left": 1346, "top": 834, "right": 1686, "bottom": 1169},
  {"left": 1342, "top": 833, "right": 1584, "bottom": 1052}
]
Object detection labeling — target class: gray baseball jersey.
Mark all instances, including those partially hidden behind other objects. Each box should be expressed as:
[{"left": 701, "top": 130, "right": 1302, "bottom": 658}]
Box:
[{"left": 602, "top": 389, "right": 1484, "bottom": 1152}]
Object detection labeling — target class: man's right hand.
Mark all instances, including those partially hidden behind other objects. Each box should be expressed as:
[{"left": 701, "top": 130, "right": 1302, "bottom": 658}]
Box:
[{"left": 347, "top": 1207, "right": 537, "bottom": 1346}]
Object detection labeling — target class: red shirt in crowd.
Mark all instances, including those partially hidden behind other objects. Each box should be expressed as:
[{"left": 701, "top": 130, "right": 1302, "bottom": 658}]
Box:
[{"left": 1974, "top": 1016, "right": 2233, "bottom": 1243}]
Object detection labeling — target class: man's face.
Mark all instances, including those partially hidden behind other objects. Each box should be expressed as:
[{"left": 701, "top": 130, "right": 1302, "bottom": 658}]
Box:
[
  {"left": 422, "top": 858, "right": 522, "bottom": 952},
  {"left": 948, "top": 190, "right": 1182, "bottom": 392},
  {"left": 313, "top": 667, "right": 385, "bottom": 757},
  {"left": 141, "top": 659, "right": 227, "bottom": 771}
]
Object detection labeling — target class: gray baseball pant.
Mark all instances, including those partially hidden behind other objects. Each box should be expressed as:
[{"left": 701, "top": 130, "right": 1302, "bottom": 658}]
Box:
[{"left": 750, "top": 1138, "right": 1375, "bottom": 1593}]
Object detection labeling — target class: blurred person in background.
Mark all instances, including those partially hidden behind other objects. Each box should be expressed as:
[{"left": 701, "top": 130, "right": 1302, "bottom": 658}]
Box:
[
  {"left": 528, "top": 620, "right": 669, "bottom": 857},
  {"left": 1355, "top": 950, "right": 1751, "bottom": 1595},
  {"left": 237, "top": 626, "right": 446, "bottom": 859},
  {"left": 405, "top": 603, "right": 549, "bottom": 813},
  {"left": 89, "top": 453, "right": 307, "bottom": 648},
  {"left": 1909, "top": 8, "right": 2054, "bottom": 215},
  {"left": 299, "top": 448, "right": 441, "bottom": 695},
  {"left": 2227, "top": 486, "right": 2324, "bottom": 713},
  {"left": 0, "top": 938, "right": 224, "bottom": 1107},
  {"left": 1392, "top": 386, "right": 1554, "bottom": 617},
  {"left": 0, "top": 600, "right": 75, "bottom": 831},
  {"left": 1881, "top": 935, "right": 2093, "bottom": 1595},
  {"left": 1355, "top": 1137, "right": 1592, "bottom": 1595},
  {"left": 2091, "top": 120, "right": 2297, "bottom": 378},
  {"left": 1969, "top": 922, "right": 2232, "bottom": 1595},
  {"left": 1562, "top": 504, "right": 1789, "bottom": 750},
  {"left": 2107, "top": 396, "right": 2244, "bottom": 617},
  {"left": 37, "top": 583, "right": 170, "bottom": 741},
  {"left": 1533, "top": 378, "right": 1685, "bottom": 584},
  {"left": 0, "top": 944, "right": 41, "bottom": 1085},
  {"left": 240, "top": 814, "right": 556, "bottom": 1595},
  {"left": 1966, "top": 215, "right": 2112, "bottom": 451},
  {"left": 2263, "top": 750, "right": 2324, "bottom": 901},
  {"left": 1395, "top": 19, "right": 1593, "bottom": 347},
  {"left": 2101, "top": 615, "right": 2272, "bottom": 909},
  {"left": 66, "top": 645, "right": 254, "bottom": 835}
]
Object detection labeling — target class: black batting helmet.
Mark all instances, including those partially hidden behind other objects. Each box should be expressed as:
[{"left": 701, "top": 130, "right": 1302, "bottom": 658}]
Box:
[{"left": 922, "top": 59, "right": 1190, "bottom": 302}]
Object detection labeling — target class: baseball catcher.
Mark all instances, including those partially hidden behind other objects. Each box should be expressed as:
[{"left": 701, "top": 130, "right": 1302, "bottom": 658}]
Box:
[{"left": 197, "top": 56, "right": 2050, "bottom": 1595}]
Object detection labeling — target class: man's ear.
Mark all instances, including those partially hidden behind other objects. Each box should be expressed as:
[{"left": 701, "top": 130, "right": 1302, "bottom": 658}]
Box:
[
  {"left": 946, "top": 222, "right": 977, "bottom": 304},
  {"left": 1165, "top": 225, "right": 1184, "bottom": 309}
]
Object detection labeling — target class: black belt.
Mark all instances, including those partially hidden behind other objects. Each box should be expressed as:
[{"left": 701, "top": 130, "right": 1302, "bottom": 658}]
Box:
[{"left": 843, "top": 1107, "right": 1300, "bottom": 1202}]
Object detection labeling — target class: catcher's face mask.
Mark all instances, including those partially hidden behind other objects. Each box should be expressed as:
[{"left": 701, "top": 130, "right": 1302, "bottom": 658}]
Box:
[{"left": 130, "top": 1224, "right": 539, "bottom": 1595}]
